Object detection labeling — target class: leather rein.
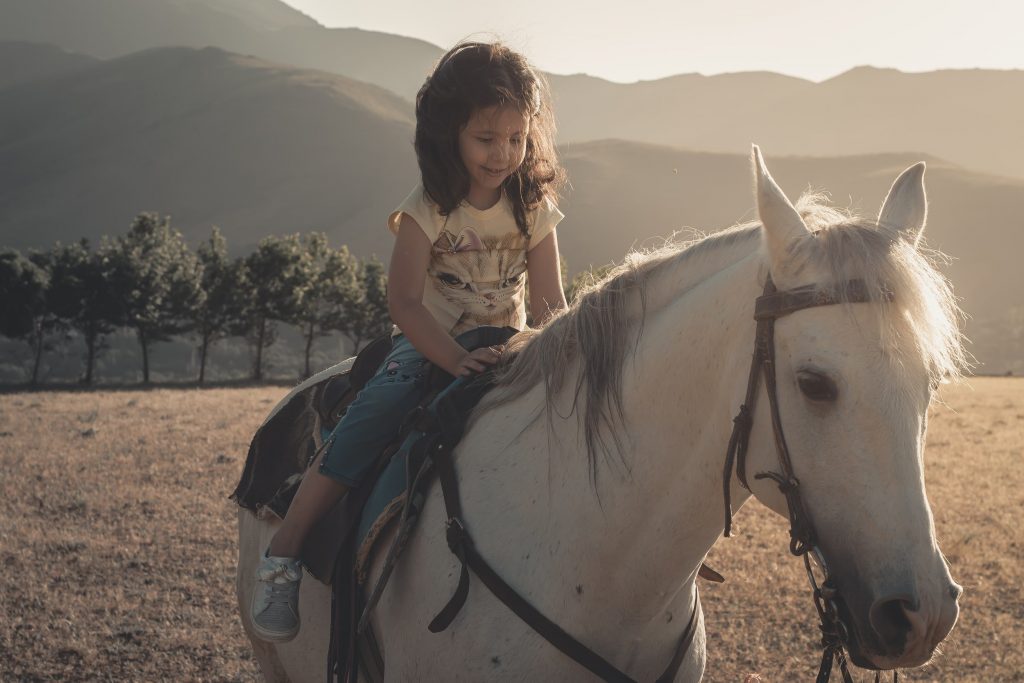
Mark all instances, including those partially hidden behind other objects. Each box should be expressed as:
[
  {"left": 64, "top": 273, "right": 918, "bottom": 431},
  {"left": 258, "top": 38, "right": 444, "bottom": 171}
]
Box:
[
  {"left": 426, "top": 275, "right": 895, "bottom": 682},
  {"left": 723, "top": 275, "right": 897, "bottom": 683}
]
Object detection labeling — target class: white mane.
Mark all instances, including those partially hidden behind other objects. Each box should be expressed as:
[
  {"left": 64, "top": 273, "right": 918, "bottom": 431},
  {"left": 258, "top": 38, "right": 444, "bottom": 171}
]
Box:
[{"left": 488, "top": 193, "right": 968, "bottom": 475}]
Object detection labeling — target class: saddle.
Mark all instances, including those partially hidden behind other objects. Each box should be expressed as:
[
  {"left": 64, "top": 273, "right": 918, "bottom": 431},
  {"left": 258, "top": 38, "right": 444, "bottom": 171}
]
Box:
[{"left": 230, "top": 326, "right": 519, "bottom": 682}]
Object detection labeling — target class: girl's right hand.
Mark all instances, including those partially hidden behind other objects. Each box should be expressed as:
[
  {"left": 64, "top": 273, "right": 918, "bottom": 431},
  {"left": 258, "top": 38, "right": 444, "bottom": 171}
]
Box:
[{"left": 455, "top": 345, "right": 504, "bottom": 376}]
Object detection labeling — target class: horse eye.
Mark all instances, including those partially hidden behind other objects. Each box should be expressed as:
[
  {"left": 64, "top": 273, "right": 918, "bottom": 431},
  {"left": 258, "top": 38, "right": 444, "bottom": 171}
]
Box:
[{"left": 797, "top": 371, "right": 838, "bottom": 402}]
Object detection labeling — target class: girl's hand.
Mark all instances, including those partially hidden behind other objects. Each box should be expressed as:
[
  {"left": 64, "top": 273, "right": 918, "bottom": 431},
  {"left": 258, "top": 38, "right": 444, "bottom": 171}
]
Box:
[{"left": 455, "top": 345, "right": 504, "bottom": 376}]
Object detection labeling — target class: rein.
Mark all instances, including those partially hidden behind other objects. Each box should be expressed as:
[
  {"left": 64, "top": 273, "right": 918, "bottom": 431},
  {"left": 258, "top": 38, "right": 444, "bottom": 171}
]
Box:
[
  {"left": 421, "top": 375, "right": 701, "bottom": 683},
  {"left": 723, "top": 275, "right": 898, "bottom": 683}
]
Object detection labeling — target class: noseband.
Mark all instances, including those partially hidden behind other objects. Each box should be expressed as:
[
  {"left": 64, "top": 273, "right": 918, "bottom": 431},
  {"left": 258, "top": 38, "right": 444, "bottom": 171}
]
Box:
[{"left": 723, "top": 275, "right": 897, "bottom": 683}]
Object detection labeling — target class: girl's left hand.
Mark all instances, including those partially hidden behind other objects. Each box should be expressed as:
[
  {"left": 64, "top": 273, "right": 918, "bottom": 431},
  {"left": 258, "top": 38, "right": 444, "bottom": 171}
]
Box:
[{"left": 456, "top": 345, "right": 504, "bottom": 376}]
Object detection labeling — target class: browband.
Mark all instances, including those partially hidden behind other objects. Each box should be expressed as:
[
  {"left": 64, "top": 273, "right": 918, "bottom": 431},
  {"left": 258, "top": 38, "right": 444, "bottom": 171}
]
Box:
[{"left": 754, "top": 278, "right": 891, "bottom": 321}]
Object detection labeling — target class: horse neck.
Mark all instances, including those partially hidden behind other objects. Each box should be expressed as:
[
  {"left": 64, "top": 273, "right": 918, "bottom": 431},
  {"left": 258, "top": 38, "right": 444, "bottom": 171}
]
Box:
[
  {"left": 582, "top": 248, "right": 764, "bottom": 602},
  {"left": 454, "top": 241, "right": 765, "bottom": 671}
]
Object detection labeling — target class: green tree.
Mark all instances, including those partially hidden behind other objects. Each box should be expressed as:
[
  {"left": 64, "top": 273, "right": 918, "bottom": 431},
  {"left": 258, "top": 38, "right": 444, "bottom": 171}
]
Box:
[
  {"left": 47, "top": 240, "right": 120, "bottom": 385},
  {"left": 109, "top": 213, "right": 202, "bottom": 383},
  {"left": 341, "top": 257, "right": 391, "bottom": 352},
  {"left": 294, "top": 234, "right": 360, "bottom": 378},
  {"left": 240, "top": 234, "right": 304, "bottom": 381},
  {"left": 192, "top": 227, "right": 245, "bottom": 384},
  {"left": 0, "top": 249, "right": 54, "bottom": 385}
]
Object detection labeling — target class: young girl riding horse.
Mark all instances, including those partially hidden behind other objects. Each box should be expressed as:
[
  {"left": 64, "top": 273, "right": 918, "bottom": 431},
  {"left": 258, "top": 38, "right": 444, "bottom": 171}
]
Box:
[{"left": 250, "top": 41, "right": 569, "bottom": 642}]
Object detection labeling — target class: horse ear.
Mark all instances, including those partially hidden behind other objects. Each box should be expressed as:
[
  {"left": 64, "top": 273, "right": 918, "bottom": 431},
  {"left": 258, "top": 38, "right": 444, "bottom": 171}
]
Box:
[
  {"left": 877, "top": 162, "right": 927, "bottom": 247},
  {"left": 752, "top": 145, "right": 810, "bottom": 275}
]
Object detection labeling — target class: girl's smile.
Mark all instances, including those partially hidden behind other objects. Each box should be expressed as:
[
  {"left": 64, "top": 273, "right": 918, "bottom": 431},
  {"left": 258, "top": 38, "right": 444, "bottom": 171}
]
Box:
[{"left": 458, "top": 105, "right": 530, "bottom": 210}]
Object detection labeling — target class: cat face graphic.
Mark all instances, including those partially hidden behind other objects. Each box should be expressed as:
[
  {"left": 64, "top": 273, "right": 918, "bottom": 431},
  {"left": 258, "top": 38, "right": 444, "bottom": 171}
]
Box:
[{"left": 429, "top": 228, "right": 527, "bottom": 334}]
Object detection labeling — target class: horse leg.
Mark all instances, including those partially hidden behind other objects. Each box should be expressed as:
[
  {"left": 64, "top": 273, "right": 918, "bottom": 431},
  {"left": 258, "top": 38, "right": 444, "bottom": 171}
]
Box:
[
  {"left": 238, "top": 508, "right": 335, "bottom": 683},
  {"left": 237, "top": 508, "right": 294, "bottom": 681}
]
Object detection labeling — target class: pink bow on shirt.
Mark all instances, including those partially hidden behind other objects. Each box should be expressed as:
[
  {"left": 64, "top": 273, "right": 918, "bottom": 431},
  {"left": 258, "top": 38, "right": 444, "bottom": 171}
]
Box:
[{"left": 433, "top": 227, "right": 484, "bottom": 254}]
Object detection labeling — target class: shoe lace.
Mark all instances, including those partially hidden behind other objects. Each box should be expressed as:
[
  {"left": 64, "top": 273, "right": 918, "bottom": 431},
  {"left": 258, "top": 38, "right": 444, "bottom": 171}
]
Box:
[{"left": 266, "top": 581, "right": 296, "bottom": 604}]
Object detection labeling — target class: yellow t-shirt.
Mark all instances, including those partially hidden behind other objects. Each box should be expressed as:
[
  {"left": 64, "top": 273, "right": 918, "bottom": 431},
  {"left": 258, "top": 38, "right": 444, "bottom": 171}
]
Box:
[{"left": 388, "top": 184, "right": 564, "bottom": 335}]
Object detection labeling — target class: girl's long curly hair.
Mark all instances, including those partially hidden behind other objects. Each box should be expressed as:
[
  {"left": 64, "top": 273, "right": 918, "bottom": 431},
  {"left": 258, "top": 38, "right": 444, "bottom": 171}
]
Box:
[{"left": 414, "top": 41, "right": 567, "bottom": 237}]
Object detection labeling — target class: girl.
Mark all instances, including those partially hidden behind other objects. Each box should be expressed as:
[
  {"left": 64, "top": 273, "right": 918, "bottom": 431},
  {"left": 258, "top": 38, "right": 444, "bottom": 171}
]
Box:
[{"left": 250, "top": 41, "right": 569, "bottom": 642}]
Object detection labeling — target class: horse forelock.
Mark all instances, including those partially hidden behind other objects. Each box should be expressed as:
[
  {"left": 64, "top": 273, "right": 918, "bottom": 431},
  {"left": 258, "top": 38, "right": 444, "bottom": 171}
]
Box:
[
  {"left": 789, "top": 193, "right": 969, "bottom": 387},
  {"left": 483, "top": 192, "right": 968, "bottom": 480}
]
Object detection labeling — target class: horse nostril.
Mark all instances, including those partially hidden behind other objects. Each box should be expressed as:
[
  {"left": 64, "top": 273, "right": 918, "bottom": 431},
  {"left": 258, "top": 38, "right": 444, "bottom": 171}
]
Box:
[
  {"left": 869, "top": 595, "right": 918, "bottom": 652},
  {"left": 949, "top": 582, "right": 963, "bottom": 601}
]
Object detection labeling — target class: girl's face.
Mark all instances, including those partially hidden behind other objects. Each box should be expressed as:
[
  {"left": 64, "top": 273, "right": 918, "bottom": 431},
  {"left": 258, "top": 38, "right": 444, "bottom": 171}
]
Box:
[{"left": 458, "top": 105, "right": 530, "bottom": 207}]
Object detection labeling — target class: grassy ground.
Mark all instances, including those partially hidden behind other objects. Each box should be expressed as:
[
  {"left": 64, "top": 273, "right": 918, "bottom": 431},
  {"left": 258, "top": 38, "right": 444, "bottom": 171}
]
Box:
[{"left": 0, "top": 378, "right": 1020, "bottom": 682}]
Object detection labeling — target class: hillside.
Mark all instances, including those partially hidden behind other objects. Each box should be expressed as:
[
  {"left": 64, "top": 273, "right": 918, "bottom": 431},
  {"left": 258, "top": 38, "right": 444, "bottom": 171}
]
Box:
[
  {"left": 0, "top": 0, "right": 317, "bottom": 58},
  {"left": 550, "top": 66, "right": 1024, "bottom": 180},
  {"left": 0, "top": 46, "right": 418, "bottom": 256},
  {"left": 556, "top": 140, "right": 1024, "bottom": 373},
  {"left": 0, "top": 0, "right": 442, "bottom": 99},
  {"left": 0, "top": 41, "right": 98, "bottom": 88},
  {"left": 4, "top": 3, "right": 1024, "bottom": 179}
]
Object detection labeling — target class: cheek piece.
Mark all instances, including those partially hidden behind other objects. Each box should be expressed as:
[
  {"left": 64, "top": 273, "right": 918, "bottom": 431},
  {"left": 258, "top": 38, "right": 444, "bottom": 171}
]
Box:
[{"left": 723, "top": 275, "right": 896, "bottom": 683}]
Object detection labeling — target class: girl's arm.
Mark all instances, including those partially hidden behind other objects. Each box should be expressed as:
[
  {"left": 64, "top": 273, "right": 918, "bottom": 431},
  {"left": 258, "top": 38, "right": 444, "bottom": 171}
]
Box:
[
  {"left": 388, "top": 214, "right": 499, "bottom": 376},
  {"left": 526, "top": 230, "right": 568, "bottom": 326}
]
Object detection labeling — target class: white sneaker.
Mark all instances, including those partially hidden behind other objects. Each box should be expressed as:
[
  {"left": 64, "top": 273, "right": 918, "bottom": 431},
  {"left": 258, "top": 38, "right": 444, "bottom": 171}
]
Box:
[{"left": 251, "top": 554, "right": 302, "bottom": 642}]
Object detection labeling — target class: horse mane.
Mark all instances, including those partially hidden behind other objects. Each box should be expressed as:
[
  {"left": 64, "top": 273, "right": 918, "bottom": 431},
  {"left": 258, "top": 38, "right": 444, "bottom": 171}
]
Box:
[{"left": 485, "top": 192, "right": 969, "bottom": 481}]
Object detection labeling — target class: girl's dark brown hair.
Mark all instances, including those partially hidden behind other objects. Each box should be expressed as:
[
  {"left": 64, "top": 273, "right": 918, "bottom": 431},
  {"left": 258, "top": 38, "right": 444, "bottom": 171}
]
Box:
[{"left": 414, "top": 41, "right": 566, "bottom": 236}]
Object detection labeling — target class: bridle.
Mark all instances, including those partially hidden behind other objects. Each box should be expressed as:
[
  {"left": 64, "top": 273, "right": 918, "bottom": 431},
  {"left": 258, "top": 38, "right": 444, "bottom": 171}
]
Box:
[
  {"left": 723, "top": 275, "right": 897, "bottom": 683},
  {"left": 425, "top": 274, "right": 901, "bottom": 682}
]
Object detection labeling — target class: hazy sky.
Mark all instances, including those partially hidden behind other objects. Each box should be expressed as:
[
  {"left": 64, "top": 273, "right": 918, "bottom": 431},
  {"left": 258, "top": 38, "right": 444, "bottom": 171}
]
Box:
[{"left": 285, "top": 0, "right": 1024, "bottom": 82}]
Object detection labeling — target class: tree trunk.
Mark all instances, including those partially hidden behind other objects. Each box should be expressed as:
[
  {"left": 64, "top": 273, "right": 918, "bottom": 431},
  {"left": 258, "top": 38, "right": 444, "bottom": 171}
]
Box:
[
  {"left": 304, "top": 321, "right": 315, "bottom": 379},
  {"left": 83, "top": 331, "right": 96, "bottom": 385},
  {"left": 30, "top": 321, "right": 44, "bottom": 386},
  {"left": 253, "top": 317, "right": 265, "bottom": 382},
  {"left": 198, "top": 333, "right": 210, "bottom": 385},
  {"left": 139, "top": 328, "right": 150, "bottom": 384}
]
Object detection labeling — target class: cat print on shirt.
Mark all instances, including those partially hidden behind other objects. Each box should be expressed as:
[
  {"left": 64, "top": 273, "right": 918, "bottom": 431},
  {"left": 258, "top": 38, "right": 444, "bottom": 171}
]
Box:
[{"left": 429, "top": 227, "right": 528, "bottom": 335}]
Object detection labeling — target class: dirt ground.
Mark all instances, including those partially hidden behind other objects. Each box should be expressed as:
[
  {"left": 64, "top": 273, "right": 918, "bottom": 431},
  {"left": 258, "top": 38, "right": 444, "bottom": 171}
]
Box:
[{"left": 0, "top": 377, "right": 1020, "bottom": 682}]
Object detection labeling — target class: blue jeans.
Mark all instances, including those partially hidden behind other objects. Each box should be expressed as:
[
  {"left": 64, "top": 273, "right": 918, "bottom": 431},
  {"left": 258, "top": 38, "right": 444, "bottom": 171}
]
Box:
[{"left": 318, "top": 335, "right": 429, "bottom": 486}]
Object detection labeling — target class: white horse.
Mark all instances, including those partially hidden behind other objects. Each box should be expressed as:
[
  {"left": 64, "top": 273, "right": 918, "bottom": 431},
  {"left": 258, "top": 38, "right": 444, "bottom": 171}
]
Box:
[{"left": 236, "top": 149, "right": 965, "bottom": 681}]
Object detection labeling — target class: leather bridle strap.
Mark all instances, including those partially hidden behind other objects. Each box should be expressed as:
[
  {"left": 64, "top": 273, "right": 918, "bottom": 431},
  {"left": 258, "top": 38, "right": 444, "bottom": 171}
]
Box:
[
  {"left": 723, "top": 275, "right": 895, "bottom": 683},
  {"left": 722, "top": 276, "right": 881, "bottom": 539},
  {"left": 427, "top": 432, "right": 700, "bottom": 683}
]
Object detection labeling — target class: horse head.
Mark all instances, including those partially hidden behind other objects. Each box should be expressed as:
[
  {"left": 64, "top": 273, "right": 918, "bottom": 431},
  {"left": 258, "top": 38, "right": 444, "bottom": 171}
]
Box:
[{"left": 745, "top": 147, "right": 963, "bottom": 670}]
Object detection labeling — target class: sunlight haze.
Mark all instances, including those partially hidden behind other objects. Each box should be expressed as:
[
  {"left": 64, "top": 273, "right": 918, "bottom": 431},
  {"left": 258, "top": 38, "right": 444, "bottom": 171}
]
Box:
[{"left": 286, "top": 0, "right": 1024, "bottom": 82}]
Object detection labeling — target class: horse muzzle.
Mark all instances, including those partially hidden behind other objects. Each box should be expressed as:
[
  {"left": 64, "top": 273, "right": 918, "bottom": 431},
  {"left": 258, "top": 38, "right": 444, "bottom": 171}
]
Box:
[{"left": 839, "top": 576, "right": 962, "bottom": 670}]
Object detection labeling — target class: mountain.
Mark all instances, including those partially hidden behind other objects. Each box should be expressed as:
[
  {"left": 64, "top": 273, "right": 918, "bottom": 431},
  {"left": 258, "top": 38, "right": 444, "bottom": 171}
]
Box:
[
  {"left": 0, "top": 36, "right": 1018, "bottom": 370},
  {"left": 0, "top": 41, "right": 98, "bottom": 89},
  {"left": 0, "top": 0, "right": 442, "bottom": 100},
  {"left": 557, "top": 139, "right": 1024, "bottom": 372},
  {"left": 0, "top": 0, "right": 317, "bottom": 58},
  {"left": 4, "top": 3, "right": 1023, "bottom": 181},
  {"left": 0, "top": 46, "right": 417, "bottom": 256},
  {"left": 547, "top": 70, "right": 814, "bottom": 148},
  {"left": 549, "top": 66, "right": 1024, "bottom": 180}
]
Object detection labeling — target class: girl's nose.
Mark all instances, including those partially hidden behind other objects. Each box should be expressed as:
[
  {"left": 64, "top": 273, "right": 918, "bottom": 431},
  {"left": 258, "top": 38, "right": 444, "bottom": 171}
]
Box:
[{"left": 493, "top": 141, "right": 511, "bottom": 163}]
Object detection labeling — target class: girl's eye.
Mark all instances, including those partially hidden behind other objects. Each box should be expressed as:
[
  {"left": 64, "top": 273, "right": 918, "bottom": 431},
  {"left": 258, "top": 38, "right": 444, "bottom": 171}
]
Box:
[
  {"left": 476, "top": 137, "right": 493, "bottom": 144},
  {"left": 511, "top": 137, "right": 523, "bottom": 146},
  {"left": 439, "top": 273, "right": 464, "bottom": 287}
]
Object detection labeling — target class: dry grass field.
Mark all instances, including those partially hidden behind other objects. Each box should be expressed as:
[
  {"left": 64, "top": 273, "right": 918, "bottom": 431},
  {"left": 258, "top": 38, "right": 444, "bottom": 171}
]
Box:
[{"left": 0, "top": 377, "right": 1020, "bottom": 682}]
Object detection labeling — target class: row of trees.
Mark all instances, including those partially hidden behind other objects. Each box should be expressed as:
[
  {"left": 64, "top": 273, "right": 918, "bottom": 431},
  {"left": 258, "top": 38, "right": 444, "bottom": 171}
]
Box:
[{"left": 1, "top": 213, "right": 391, "bottom": 385}]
